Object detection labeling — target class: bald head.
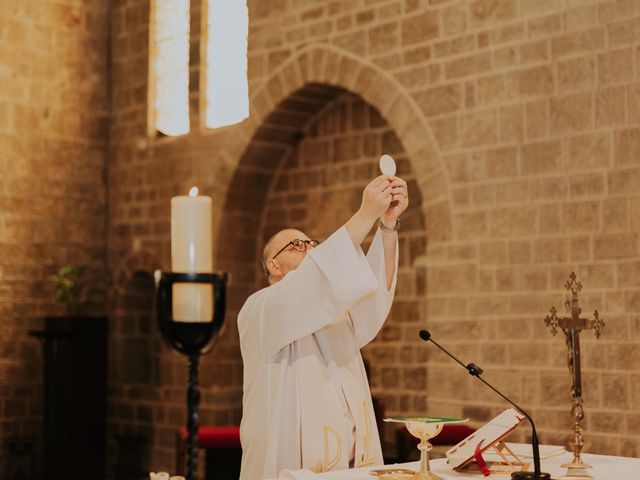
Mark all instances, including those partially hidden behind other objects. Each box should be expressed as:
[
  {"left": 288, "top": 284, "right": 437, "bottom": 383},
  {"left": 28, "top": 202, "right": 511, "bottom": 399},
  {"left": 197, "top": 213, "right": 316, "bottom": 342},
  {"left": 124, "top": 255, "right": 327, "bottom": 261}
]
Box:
[{"left": 262, "top": 228, "right": 312, "bottom": 284}]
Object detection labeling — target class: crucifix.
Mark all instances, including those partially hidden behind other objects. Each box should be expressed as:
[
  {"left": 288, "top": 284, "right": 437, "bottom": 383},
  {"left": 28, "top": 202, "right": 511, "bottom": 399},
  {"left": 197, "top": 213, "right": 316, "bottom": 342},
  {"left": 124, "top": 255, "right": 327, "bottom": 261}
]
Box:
[{"left": 544, "top": 272, "right": 605, "bottom": 480}]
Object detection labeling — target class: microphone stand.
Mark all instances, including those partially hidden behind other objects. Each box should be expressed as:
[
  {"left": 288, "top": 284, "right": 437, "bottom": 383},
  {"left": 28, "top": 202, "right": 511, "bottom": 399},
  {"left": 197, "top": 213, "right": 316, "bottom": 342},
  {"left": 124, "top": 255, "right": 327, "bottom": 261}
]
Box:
[{"left": 419, "top": 330, "right": 550, "bottom": 480}]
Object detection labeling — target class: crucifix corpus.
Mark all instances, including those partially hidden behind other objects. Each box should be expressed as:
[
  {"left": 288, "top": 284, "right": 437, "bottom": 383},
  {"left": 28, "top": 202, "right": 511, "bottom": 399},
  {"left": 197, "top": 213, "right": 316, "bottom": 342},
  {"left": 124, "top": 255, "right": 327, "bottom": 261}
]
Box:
[{"left": 544, "top": 272, "right": 605, "bottom": 480}]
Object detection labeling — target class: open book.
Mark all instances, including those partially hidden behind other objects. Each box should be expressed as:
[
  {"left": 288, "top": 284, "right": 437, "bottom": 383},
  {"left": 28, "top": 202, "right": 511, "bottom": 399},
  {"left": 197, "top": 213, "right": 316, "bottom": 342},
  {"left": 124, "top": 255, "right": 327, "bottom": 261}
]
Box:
[{"left": 445, "top": 408, "right": 525, "bottom": 472}]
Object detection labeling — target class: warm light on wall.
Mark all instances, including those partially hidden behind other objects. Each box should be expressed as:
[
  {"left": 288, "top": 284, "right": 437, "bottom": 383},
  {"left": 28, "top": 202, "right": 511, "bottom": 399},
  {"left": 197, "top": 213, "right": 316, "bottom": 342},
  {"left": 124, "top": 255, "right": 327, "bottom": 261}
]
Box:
[
  {"left": 204, "top": 0, "right": 249, "bottom": 129},
  {"left": 153, "top": 0, "right": 190, "bottom": 136}
]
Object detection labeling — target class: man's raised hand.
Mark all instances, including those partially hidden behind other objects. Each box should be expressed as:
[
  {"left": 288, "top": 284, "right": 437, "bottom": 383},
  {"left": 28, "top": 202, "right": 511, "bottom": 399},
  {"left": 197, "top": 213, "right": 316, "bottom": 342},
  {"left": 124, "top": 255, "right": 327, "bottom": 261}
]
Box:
[
  {"left": 360, "top": 175, "right": 393, "bottom": 222},
  {"left": 381, "top": 176, "right": 408, "bottom": 227}
]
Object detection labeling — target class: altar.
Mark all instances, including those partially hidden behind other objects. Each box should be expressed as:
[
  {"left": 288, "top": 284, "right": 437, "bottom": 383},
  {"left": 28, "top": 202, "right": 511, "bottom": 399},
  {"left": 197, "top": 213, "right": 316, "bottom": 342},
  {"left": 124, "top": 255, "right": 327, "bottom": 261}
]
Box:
[{"left": 303, "top": 446, "right": 640, "bottom": 480}]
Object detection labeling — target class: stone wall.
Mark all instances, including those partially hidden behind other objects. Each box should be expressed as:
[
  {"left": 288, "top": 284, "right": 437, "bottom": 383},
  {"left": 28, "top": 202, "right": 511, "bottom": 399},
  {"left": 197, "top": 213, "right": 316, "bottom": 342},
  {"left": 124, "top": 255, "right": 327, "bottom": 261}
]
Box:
[
  {"left": 107, "top": 0, "right": 640, "bottom": 471},
  {"left": 0, "top": 0, "right": 109, "bottom": 477}
]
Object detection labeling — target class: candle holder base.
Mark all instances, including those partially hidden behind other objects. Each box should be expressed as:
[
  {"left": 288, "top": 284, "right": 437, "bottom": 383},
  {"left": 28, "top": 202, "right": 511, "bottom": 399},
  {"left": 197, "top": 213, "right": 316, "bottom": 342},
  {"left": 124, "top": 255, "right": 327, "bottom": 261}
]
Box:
[{"left": 511, "top": 471, "right": 552, "bottom": 479}]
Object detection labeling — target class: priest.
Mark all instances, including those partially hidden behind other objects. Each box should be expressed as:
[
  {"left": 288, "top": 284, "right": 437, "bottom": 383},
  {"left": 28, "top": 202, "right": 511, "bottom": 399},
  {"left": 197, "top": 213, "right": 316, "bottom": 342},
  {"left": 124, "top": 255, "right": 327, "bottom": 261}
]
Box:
[{"left": 237, "top": 174, "right": 409, "bottom": 480}]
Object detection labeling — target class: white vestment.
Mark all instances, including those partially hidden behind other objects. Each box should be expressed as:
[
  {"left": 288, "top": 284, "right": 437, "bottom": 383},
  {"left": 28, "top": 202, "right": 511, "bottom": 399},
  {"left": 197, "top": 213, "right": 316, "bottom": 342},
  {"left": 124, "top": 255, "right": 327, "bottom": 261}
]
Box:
[{"left": 238, "top": 226, "right": 397, "bottom": 480}]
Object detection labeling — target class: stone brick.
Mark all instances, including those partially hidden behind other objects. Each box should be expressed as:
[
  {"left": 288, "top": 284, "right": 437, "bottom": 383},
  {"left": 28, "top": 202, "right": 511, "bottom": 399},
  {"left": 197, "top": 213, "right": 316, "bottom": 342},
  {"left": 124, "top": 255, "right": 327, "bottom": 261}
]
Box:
[
  {"left": 414, "top": 84, "right": 462, "bottom": 117},
  {"left": 598, "top": 0, "right": 640, "bottom": 24},
  {"left": 522, "top": 140, "right": 562, "bottom": 175},
  {"left": 608, "top": 344, "right": 640, "bottom": 372},
  {"left": 444, "top": 153, "right": 470, "bottom": 183},
  {"left": 403, "top": 45, "right": 431, "bottom": 64},
  {"left": 598, "top": 48, "right": 635, "bottom": 86},
  {"left": 608, "top": 16, "right": 640, "bottom": 47},
  {"left": 356, "top": 9, "right": 375, "bottom": 26},
  {"left": 490, "top": 23, "right": 525, "bottom": 45},
  {"left": 603, "top": 198, "right": 629, "bottom": 230},
  {"left": 522, "top": 0, "right": 563, "bottom": 16},
  {"left": 550, "top": 93, "right": 593, "bottom": 134},
  {"left": 442, "top": 4, "right": 467, "bottom": 35},
  {"left": 499, "top": 104, "right": 524, "bottom": 142},
  {"left": 614, "top": 128, "right": 640, "bottom": 166},
  {"left": 490, "top": 207, "right": 537, "bottom": 237},
  {"left": 519, "top": 39, "right": 550, "bottom": 64},
  {"left": 569, "top": 236, "right": 592, "bottom": 262},
  {"left": 594, "top": 233, "right": 639, "bottom": 259},
  {"left": 532, "top": 203, "right": 560, "bottom": 233},
  {"left": 569, "top": 172, "right": 605, "bottom": 198},
  {"left": 369, "top": 21, "right": 399, "bottom": 54},
  {"left": 494, "top": 45, "right": 517, "bottom": 68},
  {"left": 445, "top": 52, "right": 492, "bottom": 79},
  {"left": 508, "top": 240, "right": 532, "bottom": 264},
  {"left": 332, "top": 31, "right": 366, "bottom": 56},
  {"left": 566, "top": 132, "right": 611, "bottom": 171},
  {"left": 602, "top": 373, "right": 630, "bottom": 409},
  {"left": 401, "top": 12, "right": 439, "bottom": 45},
  {"left": 485, "top": 146, "right": 518, "bottom": 178},
  {"left": 534, "top": 238, "right": 568, "bottom": 263},
  {"left": 557, "top": 56, "right": 596, "bottom": 93},
  {"left": 468, "top": 0, "right": 518, "bottom": 26},
  {"left": 460, "top": 109, "right": 498, "bottom": 147},
  {"left": 596, "top": 86, "right": 627, "bottom": 127},
  {"left": 477, "top": 74, "right": 516, "bottom": 106},
  {"left": 562, "top": 201, "right": 601, "bottom": 233},
  {"left": 496, "top": 180, "right": 528, "bottom": 204},
  {"left": 608, "top": 167, "right": 640, "bottom": 195},
  {"left": 631, "top": 195, "right": 640, "bottom": 229},
  {"left": 521, "top": 266, "right": 548, "bottom": 290},
  {"left": 434, "top": 35, "right": 476, "bottom": 58},
  {"left": 428, "top": 264, "right": 477, "bottom": 293},
  {"left": 565, "top": 3, "right": 598, "bottom": 31},
  {"left": 428, "top": 115, "right": 458, "bottom": 150},
  {"left": 525, "top": 99, "right": 548, "bottom": 139},
  {"left": 471, "top": 184, "right": 496, "bottom": 206},
  {"left": 528, "top": 13, "right": 562, "bottom": 38},
  {"left": 551, "top": 27, "right": 605, "bottom": 58},
  {"left": 456, "top": 211, "right": 488, "bottom": 238},
  {"left": 396, "top": 64, "right": 430, "bottom": 89},
  {"left": 514, "top": 65, "right": 554, "bottom": 97},
  {"left": 429, "top": 63, "right": 443, "bottom": 83}
]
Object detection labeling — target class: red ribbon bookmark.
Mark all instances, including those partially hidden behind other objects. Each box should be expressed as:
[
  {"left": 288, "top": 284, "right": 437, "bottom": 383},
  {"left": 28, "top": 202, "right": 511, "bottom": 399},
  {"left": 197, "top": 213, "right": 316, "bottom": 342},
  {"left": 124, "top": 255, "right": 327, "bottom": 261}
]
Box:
[{"left": 474, "top": 441, "right": 491, "bottom": 477}]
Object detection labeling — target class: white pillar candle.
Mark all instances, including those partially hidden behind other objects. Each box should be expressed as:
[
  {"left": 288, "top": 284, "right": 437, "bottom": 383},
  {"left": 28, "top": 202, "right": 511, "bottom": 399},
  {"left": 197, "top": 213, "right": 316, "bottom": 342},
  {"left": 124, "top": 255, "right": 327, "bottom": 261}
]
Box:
[{"left": 171, "top": 187, "right": 213, "bottom": 322}]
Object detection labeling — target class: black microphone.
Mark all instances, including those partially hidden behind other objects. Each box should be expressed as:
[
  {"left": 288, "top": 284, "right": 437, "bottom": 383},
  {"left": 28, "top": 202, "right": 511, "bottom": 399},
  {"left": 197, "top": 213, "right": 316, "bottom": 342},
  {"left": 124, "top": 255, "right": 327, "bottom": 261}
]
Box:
[{"left": 419, "top": 329, "right": 550, "bottom": 480}]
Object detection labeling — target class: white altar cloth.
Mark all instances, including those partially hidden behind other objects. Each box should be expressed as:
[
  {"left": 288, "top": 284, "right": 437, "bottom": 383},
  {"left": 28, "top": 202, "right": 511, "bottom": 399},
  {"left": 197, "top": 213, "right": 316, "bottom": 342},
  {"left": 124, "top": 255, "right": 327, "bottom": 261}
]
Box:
[{"left": 273, "top": 445, "right": 640, "bottom": 480}]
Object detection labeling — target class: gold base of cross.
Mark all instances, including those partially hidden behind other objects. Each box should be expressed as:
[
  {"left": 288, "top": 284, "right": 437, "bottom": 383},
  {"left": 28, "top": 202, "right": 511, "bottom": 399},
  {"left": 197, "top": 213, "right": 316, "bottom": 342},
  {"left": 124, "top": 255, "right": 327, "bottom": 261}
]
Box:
[{"left": 559, "top": 454, "right": 593, "bottom": 479}]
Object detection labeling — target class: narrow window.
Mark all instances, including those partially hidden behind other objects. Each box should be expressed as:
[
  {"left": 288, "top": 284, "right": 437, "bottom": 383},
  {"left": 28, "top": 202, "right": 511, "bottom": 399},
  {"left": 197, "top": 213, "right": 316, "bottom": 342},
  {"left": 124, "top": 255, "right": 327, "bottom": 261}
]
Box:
[
  {"left": 204, "top": 0, "right": 249, "bottom": 128},
  {"left": 151, "top": 0, "right": 190, "bottom": 136}
]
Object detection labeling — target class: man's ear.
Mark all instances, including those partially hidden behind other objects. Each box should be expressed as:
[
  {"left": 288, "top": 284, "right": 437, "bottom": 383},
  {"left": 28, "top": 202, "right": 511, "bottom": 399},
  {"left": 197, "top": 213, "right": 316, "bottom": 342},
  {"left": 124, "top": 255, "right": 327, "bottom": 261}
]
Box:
[{"left": 266, "top": 258, "right": 282, "bottom": 278}]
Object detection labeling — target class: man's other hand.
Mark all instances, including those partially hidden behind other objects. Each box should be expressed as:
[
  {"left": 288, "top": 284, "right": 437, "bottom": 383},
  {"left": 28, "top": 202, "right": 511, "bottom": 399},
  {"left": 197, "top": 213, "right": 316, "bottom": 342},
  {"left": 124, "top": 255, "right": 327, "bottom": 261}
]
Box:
[{"left": 381, "top": 176, "right": 408, "bottom": 226}]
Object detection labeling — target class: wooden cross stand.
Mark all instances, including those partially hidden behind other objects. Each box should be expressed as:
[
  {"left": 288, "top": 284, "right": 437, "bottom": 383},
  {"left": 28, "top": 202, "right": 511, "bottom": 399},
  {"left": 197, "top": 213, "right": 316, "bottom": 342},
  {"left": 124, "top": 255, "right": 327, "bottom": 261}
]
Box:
[{"left": 544, "top": 272, "right": 605, "bottom": 480}]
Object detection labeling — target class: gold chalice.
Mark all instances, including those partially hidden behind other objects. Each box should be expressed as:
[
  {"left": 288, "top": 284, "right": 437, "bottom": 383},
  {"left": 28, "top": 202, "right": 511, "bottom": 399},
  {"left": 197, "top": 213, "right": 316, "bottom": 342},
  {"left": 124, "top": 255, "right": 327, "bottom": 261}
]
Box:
[{"left": 384, "top": 416, "right": 468, "bottom": 480}]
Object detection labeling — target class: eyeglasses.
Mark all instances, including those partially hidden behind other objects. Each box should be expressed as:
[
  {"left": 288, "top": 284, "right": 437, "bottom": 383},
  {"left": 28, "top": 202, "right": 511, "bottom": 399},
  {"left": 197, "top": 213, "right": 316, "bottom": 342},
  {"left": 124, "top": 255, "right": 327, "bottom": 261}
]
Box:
[{"left": 272, "top": 239, "right": 319, "bottom": 259}]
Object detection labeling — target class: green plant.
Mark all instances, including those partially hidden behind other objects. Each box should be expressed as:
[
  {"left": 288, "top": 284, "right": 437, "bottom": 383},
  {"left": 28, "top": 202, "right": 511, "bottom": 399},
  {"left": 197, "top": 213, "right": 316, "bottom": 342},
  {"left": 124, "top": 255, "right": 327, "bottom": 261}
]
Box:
[{"left": 48, "top": 265, "right": 94, "bottom": 315}]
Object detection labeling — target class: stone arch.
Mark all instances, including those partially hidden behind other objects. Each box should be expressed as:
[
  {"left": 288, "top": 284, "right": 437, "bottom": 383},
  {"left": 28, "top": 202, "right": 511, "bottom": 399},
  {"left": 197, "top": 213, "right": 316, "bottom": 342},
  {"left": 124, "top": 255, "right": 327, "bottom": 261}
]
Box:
[{"left": 223, "top": 43, "right": 454, "bottom": 245}]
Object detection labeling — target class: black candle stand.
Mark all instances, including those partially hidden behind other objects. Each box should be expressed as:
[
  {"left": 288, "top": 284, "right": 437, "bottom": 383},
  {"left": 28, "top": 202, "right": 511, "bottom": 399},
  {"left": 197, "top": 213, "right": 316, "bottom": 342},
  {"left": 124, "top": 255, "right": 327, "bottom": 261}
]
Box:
[{"left": 156, "top": 272, "right": 228, "bottom": 480}]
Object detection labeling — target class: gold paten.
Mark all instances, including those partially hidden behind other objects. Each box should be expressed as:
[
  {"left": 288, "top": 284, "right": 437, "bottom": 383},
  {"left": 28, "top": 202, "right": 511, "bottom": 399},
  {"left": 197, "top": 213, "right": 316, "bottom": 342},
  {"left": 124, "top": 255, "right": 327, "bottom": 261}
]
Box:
[{"left": 369, "top": 468, "right": 416, "bottom": 479}]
